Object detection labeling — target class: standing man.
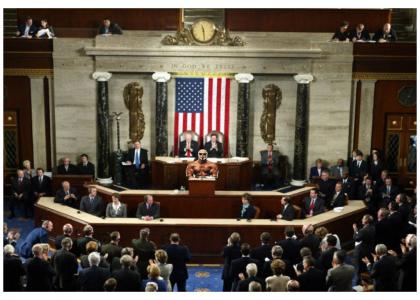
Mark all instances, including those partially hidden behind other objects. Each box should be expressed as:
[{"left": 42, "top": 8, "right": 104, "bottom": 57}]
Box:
[
  {"left": 260, "top": 144, "right": 281, "bottom": 187},
  {"left": 326, "top": 250, "right": 355, "bottom": 291},
  {"left": 125, "top": 140, "right": 149, "bottom": 188},
  {"left": 80, "top": 186, "right": 104, "bottom": 217},
  {"left": 353, "top": 214, "right": 376, "bottom": 279},
  {"left": 19, "top": 220, "right": 53, "bottom": 259},
  {"left": 178, "top": 132, "right": 199, "bottom": 158},
  {"left": 77, "top": 154, "right": 95, "bottom": 177},
  {"left": 57, "top": 157, "right": 79, "bottom": 175},
  {"left": 31, "top": 168, "right": 52, "bottom": 201},
  {"left": 164, "top": 233, "right": 191, "bottom": 291},
  {"left": 10, "top": 169, "right": 32, "bottom": 218},
  {"left": 204, "top": 133, "right": 223, "bottom": 158}
]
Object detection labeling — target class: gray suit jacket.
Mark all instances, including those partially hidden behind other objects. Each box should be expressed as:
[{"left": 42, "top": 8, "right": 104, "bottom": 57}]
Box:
[
  {"left": 330, "top": 165, "right": 349, "bottom": 178},
  {"left": 260, "top": 150, "right": 281, "bottom": 175},
  {"left": 105, "top": 203, "right": 127, "bottom": 218},
  {"left": 80, "top": 195, "right": 103, "bottom": 217},
  {"left": 326, "top": 264, "right": 355, "bottom": 291}
]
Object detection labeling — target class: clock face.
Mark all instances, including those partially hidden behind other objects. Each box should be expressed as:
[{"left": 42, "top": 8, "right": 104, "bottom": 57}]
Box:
[
  {"left": 398, "top": 86, "right": 416, "bottom": 107},
  {"left": 191, "top": 19, "right": 216, "bottom": 43}
]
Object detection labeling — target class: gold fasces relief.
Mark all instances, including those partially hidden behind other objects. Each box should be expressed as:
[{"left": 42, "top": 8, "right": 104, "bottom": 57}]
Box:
[
  {"left": 162, "top": 26, "right": 245, "bottom": 47},
  {"left": 260, "top": 84, "right": 282, "bottom": 145},
  {"left": 123, "top": 82, "right": 145, "bottom": 143}
]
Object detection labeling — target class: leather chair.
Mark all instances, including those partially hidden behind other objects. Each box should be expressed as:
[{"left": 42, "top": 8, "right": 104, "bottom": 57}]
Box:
[
  {"left": 204, "top": 131, "right": 225, "bottom": 145},
  {"left": 254, "top": 206, "right": 261, "bottom": 219}
]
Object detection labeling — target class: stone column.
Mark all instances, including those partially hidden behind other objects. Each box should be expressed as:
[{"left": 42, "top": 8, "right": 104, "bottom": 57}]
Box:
[
  {"left": 92, "top": 72, "right": 112, "bottom": 178},
  {"left": 291, "top": 74, "right": 314, "bottom": 186},
  {"left": 152, "top": 72, "right": 171, "bottom": 156},
  {"left": 358, "top": 80, "right": 377, "bottom": 155},
  {"left": 235, "top": 73, "right": 254, "bottom": 157}
]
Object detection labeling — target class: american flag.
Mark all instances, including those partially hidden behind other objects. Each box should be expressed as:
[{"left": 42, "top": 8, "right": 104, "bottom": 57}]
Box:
[{"left": 174, "top": 77, "right": 231, "bottom": 156}]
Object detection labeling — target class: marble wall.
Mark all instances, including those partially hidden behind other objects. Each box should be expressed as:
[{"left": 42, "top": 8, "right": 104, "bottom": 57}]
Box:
[{"left": 51, "top": 31, "right": 354, "bottom": 178}]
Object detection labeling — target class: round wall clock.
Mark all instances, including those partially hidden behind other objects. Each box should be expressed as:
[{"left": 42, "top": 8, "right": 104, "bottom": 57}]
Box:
[
  {"left": 191, "top": 18, "right": 217, "bottom": 44},
  {"left": 398, "top": 86, "right": 416, "bottom": 107}
]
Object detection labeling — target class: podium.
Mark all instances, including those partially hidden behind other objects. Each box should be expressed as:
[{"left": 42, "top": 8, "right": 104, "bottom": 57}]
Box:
[{"left": 188, "top": 177, "right": 216, "bottom": 196}]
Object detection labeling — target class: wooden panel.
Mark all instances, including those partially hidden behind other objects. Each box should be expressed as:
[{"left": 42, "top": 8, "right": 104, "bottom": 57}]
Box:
[
  {"left": 387, "top": 116, "right": 404, "bottom": 130},
  {"left": 16, "top": 9, "right": 180, "bottom": 37},
  {"left": 408, "top": 116, "right": 417, "bottom": 131},
  {"left": 4, "top": 38, "right": 53, "bottom": 70},
  {"left": 225, "top": 9, "right": 391, "bottom": 32}
]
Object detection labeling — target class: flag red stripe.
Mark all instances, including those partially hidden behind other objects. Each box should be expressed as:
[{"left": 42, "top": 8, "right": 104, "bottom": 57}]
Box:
[
  {"left": 224, "top": 79, "right": 230, "bottom": 156},
  {"left": 216, "top": 78, "right": 222, "bottom": 132},
  {"left": 174, "top": 112, "right": 179, "bottom": 155},
  {"left": 182, "top": 113, "right": 188, "bottom": 134},
  {"left": 191, "top": 113, "right": 196, "bottom": 132},
  {"left": 199, "top": 112, "right": 204, "bottom": 147},
  {"left": 208, "top": 78, "right": 213, "bottom": 135}
]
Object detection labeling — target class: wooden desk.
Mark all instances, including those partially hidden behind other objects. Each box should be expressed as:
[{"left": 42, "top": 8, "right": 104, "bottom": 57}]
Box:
[
  {"left": 151, "top": 157, "right": 252, "bottom": 190},
  {"left": 93, "top": 185, "right": 312, "bottom": 219},
  {"left": 35, "top": 197, "right": 366, "bottom": 263}
]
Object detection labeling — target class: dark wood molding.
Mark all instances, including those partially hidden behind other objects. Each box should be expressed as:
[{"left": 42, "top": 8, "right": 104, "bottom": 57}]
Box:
[{"left": 353, "top": 80, "right": 362, "bottom": 150}]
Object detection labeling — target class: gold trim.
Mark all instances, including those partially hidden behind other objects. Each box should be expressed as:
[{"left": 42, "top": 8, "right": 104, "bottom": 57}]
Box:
[
  {"left": 353, "top": 72, "right": 416, "bottom": 81},
  {"left": 173, "top": 72, "right": 234, "bottom": 78},
  {"left": 4, "top": 68, "right": 53, "bottom": 76}
]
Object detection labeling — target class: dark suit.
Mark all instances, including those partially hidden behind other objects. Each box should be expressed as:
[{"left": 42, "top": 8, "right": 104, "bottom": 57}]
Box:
[
  {"left": 277, "top": 238, "right": 300, "bottom": 265},
  {"left": 17, "top": 23, "right": 38, "bottom": 37},
  {"left": 80, "top": 195, "right": 104, "bottom": 217},
  {"left": 238, "top": 204, "right": 256, "bottom": 219},
  {"left": 126, "top": 148, "right": 149, "bottom": 188},
  {"left": 54, "top": 187, "right": 78, "bottom": 208},
  {"left": 358, "top": 184, "right": 377, "bottom": 215},
  {"left": 78, "top": 265, "right": 110, "bottom": 291},
  {"left": 76, "top": 236, "right": 100, "bottom": 257},
  {"left": 330, "top": 165, "right": 348, "bottom": 179},
  {"left": 10, "top": 176, "right": 32, "bottom": 218},
  {"left": 250, "top": 243, "right": 272, "bottom": 265},
  {"left": 369, "top": 161, "right": 384, "bottom": 183},
  {"left": 260, "top": 150, "right": 281, "bottom": 185},
  {"left": 353, "top": 224, "right": 376, "bottom": 275},
  {"left": 398, "top": 247, "right": 417, "bottom": 291},
  {"left": 375, "top": 218, "right": 392, "bottom": 248},
  {"left": 349, "top": 160, "right": 368, "bottom": 181},
  {"left": 280, "top": 204, "right": 295, "bottom": 221},
  {"left": 136, "top": 202, "right": 160, "bottom": 219},
  {"left": 341, "top": 177, "right": 356, "bottom": 199},
  {"left": 54, "top": 234, "right": 77, "bottom": 255},
  {"left": 318, "top": 178, "right": 336, "bottom": 204},
  {"left": 261, "top": 258, "right": 296, "bottom": 280},
  {"left": 229, "top": 256, "right": 259, "bottom": 291},
  {"left": 373, "top": 28, "right": 398, "bottom": 42},
  {"left": 31, "top": 175, "right": 52, "bottom": 197},
  {"left": 80, "top": 255, "right": 109, "bottom": 269},
  {"left": 326, "top": 264, "right": 355, "bottom": 291},
  {"left": 348, "top": 28, "right": 371, "bottom": 41},
  {"left": 299, "top": 234, "right": 321, "bottom": 258},
  {"left": 25, "top": 257, "right": 55, "bottom": 291},
  {"left": 101, "top": 242, "right": 122, "bottom": 263},
  {"left": 112, "top": 268, "right": 141, "bottom": 291},
  {"left": 309, "top": 166, "right": 327, "bottom": 180},
  {"left": 57, "top": 163, "right": 79, "bottom": 175},
  {"left": 317, "top": 247, "right": 337, "bottom": 273},
  {"left": 303, "top": 197, "right": 325, "bottom": 216},
  {"left": 51, "top": 248, "right": 78, "bottom": 291},
  {"left": 297, "top": 267, "right": 326, "bottom": 291},
  {"left": 378, "top": 185, "right": 399, "bottom": 207},
  {"left": 19, "top": 227, "right": 49, "bottom": 259},
  {"left": 132, "top": 238, "right": 156, "bottom": 279},
  {"left": 204, "top": 141, "right": 223, "bottom": 158},
  {"left": 77, "top": 162, "right": 95, "bottom": 176},
  {"left": 388, "top": 211, "right": 404, "bottom": 252},
  {"left": 236, "top": 275, "right": 265, "bottom": 291},
  {"left": 98, "top": 23, "right": 123, "bottom": 35},
  {"left": 179, "top": 140, "right": 199, "bottom": 158},
  {"left": 164, "top": 243, "right": 191, "bottom": 291},
  {"left": 331, "top": 30, "right": 349, "bottom": 41},
  {"left": 369, "top": 255, "right": 398, "bottom": 291},
  {"left": 330, "top": 191, "right": 346, "bottom": 208},
  {"left": 221, "top": 244, "right": 242, "bottom": 291},
  {"left": 3, "top": 254, "right": 26, "bottom": 291}
]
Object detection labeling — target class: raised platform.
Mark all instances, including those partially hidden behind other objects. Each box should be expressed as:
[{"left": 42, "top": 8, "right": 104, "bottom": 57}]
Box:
[{"left": 35, "top": 197, "right": 366, "bottom": 263}]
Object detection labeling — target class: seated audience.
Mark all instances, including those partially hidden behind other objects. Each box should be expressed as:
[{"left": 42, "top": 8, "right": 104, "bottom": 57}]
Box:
[
  {"left": 296, "top": 256, "right": 326, "bottom": 291},
  {"left": 318, "top": 170, "right": 336, "bottom": 205},
  {"left": 10, "top": 169, "right": 32, "bottom": 219},
  {"left": 136, "top": 194, "right": 160, "bottom": 220},
  {"left": 51, "top": 237, "right": 78, "bottom": 291},
  {"left": 178, "top": 132, "right": 199, "bottom": 158},
  {"left": 309, "top": 158, "right": 327, "bottom": 180},
  {"left": 80, "top": 241, "right": 109, "bottom": 269},
  {"left": 80, "top": 186, "right": 104, "bottom": 217},
  {"left": 141, "top": 264, "right": 168, "bottom": 292},
  {"left": 204, "top": 133, "right": 223, "bottom": 158},
  {"left": 250, "top": 232, "right": 272, "bottom": 264},
  {"left": 222, "top": 232, "right": 242, "bottom": 291},
  {"left": 373, "top": 23, "right": 398, "bottom": 42},
  {"left": 106, "top": 193, "right": 127, "bottom": 218},
  {"left": 237, "top": 263, "right": 265, "bottom": 291},
  {"left": 378, "top": 177, "right": 399, "bottom": 207},
  {"left": 76, "top": 224, "right": 100, "bottom": 257},
  {"left": 132, "top": 228, "right": 156, "bottom": 279},
  {"left": 78, "top": 252, "right": 111, "bottom": 291},
  {"left": 54, "top": 181, "right": 78, "bottom": 208},
  {"left": 265, "top": 259, "right": 290, "bottom": 291},
  {"left": 362, "top": 244, "right": 398, "bottom": 291},
  {"left": 103, "top": 278, "right": 117, "bottom": 292},
  {"left": 229, "top": 243, "right": 259, "bottom": 291},
  {"left": 277, "top": 196, "right": 295, "bottom": 221},
  {"left": 277, "top": 226, "right": 300, "bottom": 265},
  {"left": 238, "top": 193, "right": 256, "bottom": 219},
  {"left": 31, "top": 167, "right": 52, "bottom": 200},
  {"left": 101, "top": 231, "right": 123, "bottom": 264},
  {"left": 352, "top": 214, "right": 375, "bottom": 277},
  {"left": 330, "top": 158, "right": 348, "bottom": 178},
  {"left": 298, "top": 224, "right": 320, "bottom": 258},
  {"left": 260, "top": 144, "right": 281, "bottom": 186},
  {"left": 326, "top": 249, "right": 355, "bottom": 291},
  {"left": 348, "top": 23, "right": 371, "bottom": 42},
  {"left": 3, "top": 244, "right": 26, "bottom": 291},
  {"left": 112, "top": 255, "right": 141, "bottom": 291},
  {"left": 19, "top": 220, "right": 53, "bottom": 259},
  {"left": 154, "top": 249, "right": 173, "bottom": 291},
  {"left": 25, "top": 243, "right": 55, "bottom": 291},
  {"left": 57, "top": 157, "right": 79, "bottom": 175},
  {"left": 36, "top": 19, "right": 55, "bottom": 38},
  {"left": 303, "top": 188, "right": 325, "bottom": 217},
  {"left": 331, "top": 21, "right": 349, "bottom": 41},
  {"left": 77, "top": 153, "right": 95, "bottom": 176},
  {"left": 329, "top": 181, "right": 347, "bottom": 208},
  {"left": 16, "top": 16, "right": 38, "bottom": 38},
  {"left": 98, "top": 18, "right": 123, "bottom": 35},
  {"left": 163, "top": 233, "right": 191, "bottom": 292}
]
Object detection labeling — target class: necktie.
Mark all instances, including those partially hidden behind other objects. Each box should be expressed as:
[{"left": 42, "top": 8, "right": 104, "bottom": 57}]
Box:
[
  {"left": 268, "top": 152, "right": 272, "bottom": 170},
  {"left": 357, "top": 161, "right": 361, "bottom": 168},
  {"left": 135, "top": 150, "right": 140, "bottom": 169},
  {"left": 339, "top": 167, "right": 343, "bottom": 177},
  {"left": 387, "top": 186, "right": 390, "bottom": 194},
  {"left": 19, "top": 178, "right": 22, "bottom": 185},
  {"left": 39, "top": 177, "right": 42, "bottom": 184},
  {"left": 186, "top": 142, "right": 191, "bottom": 157},
  {"left": 309, "top": 198, "right": 315, "bottom": 213}
]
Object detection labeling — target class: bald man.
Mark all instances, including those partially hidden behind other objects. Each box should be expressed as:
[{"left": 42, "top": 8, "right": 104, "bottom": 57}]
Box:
[
  {"left": 57, "top": 157, "right": 79, "bottom": 175},
  {"left": 373, "top": 23, "right": 397, "bottom": 43},
  {"left": 54, "top": 181, "right": 78, "bottom": 208}
]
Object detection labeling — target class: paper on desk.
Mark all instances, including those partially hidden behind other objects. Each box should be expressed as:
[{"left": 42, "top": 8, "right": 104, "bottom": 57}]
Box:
[{"left": 333, "top": 207, "right": 344, "bottom": 213}]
